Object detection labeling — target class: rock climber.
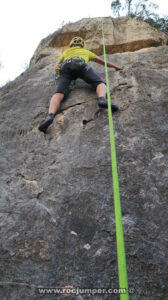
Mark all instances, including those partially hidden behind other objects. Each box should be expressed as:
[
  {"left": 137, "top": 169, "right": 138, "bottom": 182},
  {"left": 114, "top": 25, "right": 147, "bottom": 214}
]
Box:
[{"left": 39, "top": 36, "right": 122, "bottom": 133}]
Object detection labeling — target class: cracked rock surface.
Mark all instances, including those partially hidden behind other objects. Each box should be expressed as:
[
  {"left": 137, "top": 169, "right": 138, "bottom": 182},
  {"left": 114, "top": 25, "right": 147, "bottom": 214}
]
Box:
[{"left": 0, "top": 18, "right": 168, "bottom": 300}]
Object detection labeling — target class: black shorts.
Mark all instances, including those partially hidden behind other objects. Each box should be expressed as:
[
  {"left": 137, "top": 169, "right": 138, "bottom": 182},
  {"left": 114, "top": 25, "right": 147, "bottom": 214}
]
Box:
[{"left": 55, "top": 59, "right": 105, "bottom": 95}]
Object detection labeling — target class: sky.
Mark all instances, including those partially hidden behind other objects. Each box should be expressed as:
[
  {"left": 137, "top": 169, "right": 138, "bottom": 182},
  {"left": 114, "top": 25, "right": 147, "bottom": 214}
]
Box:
[{"left": 0, "top": 0, "right": 167, "bottom": 86}]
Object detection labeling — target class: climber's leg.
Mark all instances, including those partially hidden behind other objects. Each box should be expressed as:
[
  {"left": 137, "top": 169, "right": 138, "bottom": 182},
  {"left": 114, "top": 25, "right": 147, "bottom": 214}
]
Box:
[
  {"left": 38, "top": 93, "right": 64, "bottom": 133},
  {"left": 38, "top": 72, "right": 71, "bottom": 133},
  {"left": 96, "top": 83, "right": 118, "bottom": 112},
  {"left": 97, "top": 96, "right": 119, "bottom": 112},
  {"left": 80, "top": 65, "right": 119, "bottom": 112},
  {"left": 96, "top": 82, "right": 107, "bottom": 98},
  {"left": 49, "top": 93, "right": 64, "bottom": 114}
]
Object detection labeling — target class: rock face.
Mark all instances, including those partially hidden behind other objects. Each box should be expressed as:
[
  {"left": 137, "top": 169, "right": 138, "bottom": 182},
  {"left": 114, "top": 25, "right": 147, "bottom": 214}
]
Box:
[
  {"left": 0, "top": 17, "right": 168, "bottom": 300},
  {"left": 30, "top": 17, "right": 167, "bottom": 66}
]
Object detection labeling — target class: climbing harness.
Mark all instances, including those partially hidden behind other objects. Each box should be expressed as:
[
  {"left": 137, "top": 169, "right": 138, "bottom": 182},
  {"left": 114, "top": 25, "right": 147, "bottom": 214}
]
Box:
[
  {"left": 60, "top": 57, "right": 85, "bottom": 68},
  {"left": 101, "top": 20, "right": 129, "bottom": 300},
  {"left": 53, "top": 71, "right": 57, "bottom": 81}
]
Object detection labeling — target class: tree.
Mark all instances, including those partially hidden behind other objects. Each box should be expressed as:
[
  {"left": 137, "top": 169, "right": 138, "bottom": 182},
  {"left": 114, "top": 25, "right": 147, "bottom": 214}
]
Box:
[
  {"left": 126, "top": 0, "right": 133, "bottom": 16},
  {"left": 111, "top": 0, "right": 168, "bottom": 34},
  {"left": 151, "top": 16, "right": 168, "bottom": 34},
  {"left": 111, "top": 0, "right": 158, "bottom": 19},
  {"left": 111, "top": 0, "right": 122, "bottom": 17}
]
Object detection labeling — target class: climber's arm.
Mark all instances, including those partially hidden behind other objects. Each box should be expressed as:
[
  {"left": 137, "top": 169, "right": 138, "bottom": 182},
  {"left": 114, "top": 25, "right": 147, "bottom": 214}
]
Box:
[{"left": 94, "top": 56, "right": 122, "bottom": 71}]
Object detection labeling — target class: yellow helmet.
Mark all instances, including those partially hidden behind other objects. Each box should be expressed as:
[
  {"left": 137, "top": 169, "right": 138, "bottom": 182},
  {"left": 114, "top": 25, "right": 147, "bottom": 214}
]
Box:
[{"left": 69, "top": 37, "right": 84, "bottom": 48}]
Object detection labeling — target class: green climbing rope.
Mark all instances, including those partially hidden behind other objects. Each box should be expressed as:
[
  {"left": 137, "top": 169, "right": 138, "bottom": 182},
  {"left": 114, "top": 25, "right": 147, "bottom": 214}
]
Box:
[{"left": 101, "top": 20, "right": 130, "bottom": 300}]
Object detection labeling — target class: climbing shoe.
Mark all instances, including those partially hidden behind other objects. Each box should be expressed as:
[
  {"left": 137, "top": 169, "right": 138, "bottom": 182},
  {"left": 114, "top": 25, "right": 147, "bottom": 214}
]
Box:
[
  {"left": 97, "top": 97, "right": 119, "bottom": 112},
  {"left": 38, "top": 114, "right": 55, "bottom": 133}
]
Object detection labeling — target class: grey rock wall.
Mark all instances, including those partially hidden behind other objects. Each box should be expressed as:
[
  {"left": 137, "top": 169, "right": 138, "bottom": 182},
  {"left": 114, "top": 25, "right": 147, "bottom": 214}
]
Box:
[{"left": 0, "top": 18, "right": 168, "bottom": 300}]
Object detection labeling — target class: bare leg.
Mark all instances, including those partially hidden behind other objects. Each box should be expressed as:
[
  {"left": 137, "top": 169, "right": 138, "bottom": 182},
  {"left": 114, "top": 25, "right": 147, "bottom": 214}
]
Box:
[
  {"left": 49, "top": 92, "right": 64, "bottom": 114},
  {"left": 96, "top": 83, "right": 107, "bottom": 98},
  {"left": 96, "top": 82, "right": 118, "bottom": 112},
  {"left": 39, "top": 92, "right": 64, "bottom": 132}
]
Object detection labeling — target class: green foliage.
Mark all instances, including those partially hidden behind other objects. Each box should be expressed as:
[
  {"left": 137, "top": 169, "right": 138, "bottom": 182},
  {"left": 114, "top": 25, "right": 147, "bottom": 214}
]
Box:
[
  {"left": 59, "top": 20, "right": 72, "bottom": 29},
  {"left": 111, "top": 0, "right": 168, "bottom": 34},
  {"left": 125, "top": 56, "right": 133, "bottom": 65},
  {"left": 147, "top": 16, "right": 168, "bottom": 34},
  {"left": 111, "top": 0, "right": 122, "bottom": 17}
]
